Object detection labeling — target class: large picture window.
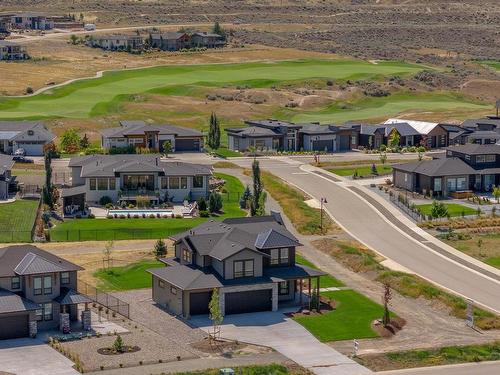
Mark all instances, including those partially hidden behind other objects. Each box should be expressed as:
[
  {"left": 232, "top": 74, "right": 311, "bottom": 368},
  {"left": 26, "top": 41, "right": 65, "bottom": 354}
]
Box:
[
  {"left": 182, "top": 248, "right": 192, "bottom": 264},
  {"left": 168, "top": 177, "right": 180, "bottom": 189},
  {"left": 193, "top": 176, "right": 204, "bottom": 188},
  {"left": 233, "top": 260, "right": 254, "bottom": 278},
  {"left": 97, "top": 178, "right": 108, "bottom": 191},
  {"left": 270, "top": 248, "right": 289, "bottom": 265},
  {"left": 180, "top": 177, "right": 187, "bottom": 189},
  {"left": 89, "top": 178, "right": 97, "bottom": 191},
  {"left": 33, "top": 277, "right": 42, "bottom": 295}
]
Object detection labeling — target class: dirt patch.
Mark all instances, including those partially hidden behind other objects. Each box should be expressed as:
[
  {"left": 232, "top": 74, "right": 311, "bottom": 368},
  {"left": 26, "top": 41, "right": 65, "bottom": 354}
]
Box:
[
  {"left": 371, "top": 317, "right": 407, "bottom": 338},
  {"left": 190, "top": 337, "right": 272, "bottom": 357}
]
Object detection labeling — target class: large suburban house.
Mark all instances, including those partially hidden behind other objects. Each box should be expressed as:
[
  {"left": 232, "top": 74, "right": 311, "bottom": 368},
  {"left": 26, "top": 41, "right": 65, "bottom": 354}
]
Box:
[
  {"left": 0, "top": 121, "right": 56, "bottom": 156},
  {"left": 148, "top": 214, "right": 325, "bottom": 318},
  {"left": 0, "top": 155, "right": 15, "bottom": 200},
  {"left": 392, "top": 144, "right": 500, "bottom": 197},
  {"left": 88, "top": 34, "right": 144, "bottom": 51},
  {"left": 150, "top": 31, "right": 225, "bottom": 51},
  {"left": 0, "top": 40, "right": 28, "bottom": 60},
  {"left": 9, "top": 13, "right": 54, "bottom": 30},
  {"left": 225, "top": 119, "right": 357, "bottom": 152},
  {"left": 101, "top": 120, "right": 204, "bottom": 152},
  {"left": 61, "top": 154, "right": 212, "bottom": 214},
  {"left": 0, "top": 245, "right": 91, "bottom": 340}
]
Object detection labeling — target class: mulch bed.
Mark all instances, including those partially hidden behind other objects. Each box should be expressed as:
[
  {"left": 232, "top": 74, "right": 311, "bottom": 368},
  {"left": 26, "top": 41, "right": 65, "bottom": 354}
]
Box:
[
  {"left": 97, "top": 346, "right": 141, "bottom": 355},
  {"left": 371, "top": 317, "right": 407, "bottom": 338}
]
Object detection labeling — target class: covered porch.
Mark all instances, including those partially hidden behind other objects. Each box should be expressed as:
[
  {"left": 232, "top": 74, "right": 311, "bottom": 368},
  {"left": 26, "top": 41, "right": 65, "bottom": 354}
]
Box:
[
  {"left": 54, "top": 288, "right": 93, "bottom": 334},
  {"left": 60, "top": 185, "right": 87, "bottom": 217}
]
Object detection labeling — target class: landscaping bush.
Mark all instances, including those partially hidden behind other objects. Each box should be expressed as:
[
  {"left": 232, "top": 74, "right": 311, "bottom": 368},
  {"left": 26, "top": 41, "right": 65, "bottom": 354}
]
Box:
[
  {"left": 99, "top": 196, "right": 113, "bottom": 206},
  {"left": 105, "top": 203, "right": 114, "bottom": 209},
  {"left": 199, "top": 210, "right": 209, "bottom": 217},
  {"left": 208, "top": 192, "right": 223, "bottom": 213},
  {"left": 197, "top": 197, "right": 207, "bottom": 211}
]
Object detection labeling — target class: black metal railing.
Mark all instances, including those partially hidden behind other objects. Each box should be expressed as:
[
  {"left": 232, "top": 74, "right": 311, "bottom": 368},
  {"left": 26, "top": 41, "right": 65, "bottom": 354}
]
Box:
[{"left": 78, "top": 279, "right": 130, "bottom": 319}]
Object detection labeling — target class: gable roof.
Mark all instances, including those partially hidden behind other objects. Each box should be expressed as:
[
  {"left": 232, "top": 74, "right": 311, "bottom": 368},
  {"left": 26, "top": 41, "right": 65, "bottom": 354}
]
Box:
[
  {"left": 446, "top": 144, "right": 500, "bottom": 155},
  {"left": 384, "top": 118, "right": 439, "bottom": 134},
  {"left": 384, "top": 122, "right": 421, "bottom": 137},
  {"left": 148, "top": 265, "right": 222, "bottom": 290},
  {"left": 0, "top": 245, "right": 83, "bottom": 277},
  {"left": 255, "top": 228, "right": 301, "bottom": 249},
  {"left": 393, "top": 157, "right": 477, "bottom": 177},
  {"left": 0, "top": 121, "right": 56, "bottom": 142},
  {"left": 0, "top": 154, "right": 14, "bottom": 176}
]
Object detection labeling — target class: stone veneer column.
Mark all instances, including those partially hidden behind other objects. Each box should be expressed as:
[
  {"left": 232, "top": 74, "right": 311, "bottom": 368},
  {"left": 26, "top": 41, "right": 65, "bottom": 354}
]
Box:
[
  {"left": 59, "top": 312, "right": 70, "bottom": 333},
  {"left": 81, "top": 309, "right": 92, "bottom": 331},
  {"left": 29, "top": 320, "right": 37, "bottom": 338}
]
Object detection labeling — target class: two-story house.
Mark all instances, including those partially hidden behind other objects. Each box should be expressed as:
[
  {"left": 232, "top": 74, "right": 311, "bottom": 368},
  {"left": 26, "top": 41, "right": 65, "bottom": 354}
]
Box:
[
  {"left": 0, "top": 41, "right": 29, "bottom": 61},
  {"left": 0, "top": 245, "right": 91, "bottom": 340},
  {"left": 101, "top": 120, "right": 204, "bottom": 152},
  {"left": 0, "top": 155, "right": 15, "bottom": 200},
  {"left": 61, "top": 154, "right": 212, "bottom": 214},
  {"left": 148, "top": 214, "right": 325, "bottom": 318},
  {"left": 392, "top": 144, "right": 500, "bottom": 197}
]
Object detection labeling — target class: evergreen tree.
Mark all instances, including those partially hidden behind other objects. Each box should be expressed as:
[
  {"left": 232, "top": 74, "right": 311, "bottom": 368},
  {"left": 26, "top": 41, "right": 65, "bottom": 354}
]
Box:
[
  {"left": 239, "top": 185, "right": 251, "bottom": 209},
  {"left": 212, "top": 21, "right": 225, "bottom": 38},
  {"left": 80, "top": 133, "right": 90, "bottom": 149},
  {"left": 198, "top": 197, "right": 208, "bottom": 211},
  {"left": 207, "top": 112, "right": 221, "bottom": 149},
  {"left": 208, "top": 192, "right": 222, "bottom": 213},
  {"left": 42, "top": 151, "right": 54, "bottom": 209},
  {"left": 250, "top": 159, "right": 263, "bottom": 216},
  {"left": 153, "top": 239, "right": 167, "bottom": 258}
]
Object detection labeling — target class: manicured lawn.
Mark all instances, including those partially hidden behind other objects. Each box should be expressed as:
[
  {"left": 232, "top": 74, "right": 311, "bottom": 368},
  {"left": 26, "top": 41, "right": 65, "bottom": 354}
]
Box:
[
  {"left": 285, "top": 92, "right": 489, "bottom": 124},
  {"left": 416, "top": 203, "right": 477, "bottom": 217},
  {"left": 210, "top": 147, "right": 241, "bottom": 158},
  {"left": 0, "top": 199, "right": 39, "bottom": 242},
  {"left": 294, "top": 290, "right": 387, "bottom": 342},
  {"left": 214, "top": 172, "right": 246, "bottom": 217},
  {"left": 329, "top": 164, "right": 392, "bottom": 177},
  {"left": 0, "top": 59, "right": 426, "bottom": 119},
  {"left": 295, "top": 254, "right": 344, "bottom": 288},
  {"left": 94, "top": 259, "right": 164, "bottom": 291}
]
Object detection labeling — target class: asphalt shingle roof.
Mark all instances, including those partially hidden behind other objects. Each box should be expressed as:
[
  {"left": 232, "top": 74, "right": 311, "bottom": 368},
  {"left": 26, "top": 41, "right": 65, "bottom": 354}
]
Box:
[
  {"left": 148, "top": 265, "right": 222, "bottom": 290},
  {"left": 446, "top": 144, "right": 500, "bottom": 155},
  {"left": 101, "top": 121, "right": 202, "bottom": 138},
  {"left": 393, "top": 157, "right": 477, "bottom": 177},
  {"left": 0, "top": 121, "right": 55, "bottom": 142},
  {"left": 0, "top": 155, "right": 14, "bottom": 176},
  {"left": 0, "top": 289, "right": 40, "bottom": 314},
  {"left": 54, "top": 288, "right": 92, "bottom": 305}
]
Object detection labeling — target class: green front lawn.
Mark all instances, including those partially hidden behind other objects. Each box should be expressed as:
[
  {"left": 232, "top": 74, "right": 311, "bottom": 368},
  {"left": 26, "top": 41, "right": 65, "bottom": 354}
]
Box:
[
  {"left": 294, "top": 290, "right": 388, "bottom": 342},
  {"left": 214, "top": 172, "right": 246, "bottom": 217},
  {"left": 416, "top": 203, "right": 477, "bottom": 217},
  {"left": 210, "top": 147, "right": 241, "bottom": 158},
  {"left": 329, "top": 164, "right": 392, "bottom": 177},
  {"left": 295, "top": 254, "right": 344, "bottom": 288},
  {"left": 94, "top": 259, "right": 164, "bottom": 291},
  {"left": 0, "top": 199, "right": 39, "bottom": 242}
]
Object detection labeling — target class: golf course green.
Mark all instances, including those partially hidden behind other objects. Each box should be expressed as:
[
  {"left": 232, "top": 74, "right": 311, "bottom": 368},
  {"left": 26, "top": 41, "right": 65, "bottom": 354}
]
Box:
[{"left": 0, "top": 59, "right": 428, "bottom": 119}]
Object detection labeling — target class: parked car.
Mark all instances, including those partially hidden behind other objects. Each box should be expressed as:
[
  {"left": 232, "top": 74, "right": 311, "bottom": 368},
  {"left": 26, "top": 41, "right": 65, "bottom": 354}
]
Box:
[
  {"left": 13, "top": 148, "right": 26, "bottom": 156},
  {"left": 13, "top": 156, "right": 34, "bottom": 163}
]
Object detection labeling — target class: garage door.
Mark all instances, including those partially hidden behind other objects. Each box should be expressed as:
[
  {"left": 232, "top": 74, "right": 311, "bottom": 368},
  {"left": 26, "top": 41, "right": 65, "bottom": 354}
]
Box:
[
  {"left": 16, "top": 143, "right": 45, "bottom": 156},
  {"left": 311, "top": 140, "right": 333, "bottom": 152},
  {"left": 338, "top": 136, "right": 351, "bottom": 151},
  {"left": 0, "top": 314, "right": 29, "bottom": 340},
  {"left": 175, "top": 138, "right": 201, "bottom": 152},
  {"left": 225, "top": 289, "right": 272, "bottom": 315},
  {"left": 189, "top": 291, "right": 212, "bottom": 316}
]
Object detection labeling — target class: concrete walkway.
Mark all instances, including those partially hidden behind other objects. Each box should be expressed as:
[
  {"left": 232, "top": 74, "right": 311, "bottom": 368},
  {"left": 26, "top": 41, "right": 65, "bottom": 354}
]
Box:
[{"left": 190, "top": 310, "right": 371, "bottom": 375}]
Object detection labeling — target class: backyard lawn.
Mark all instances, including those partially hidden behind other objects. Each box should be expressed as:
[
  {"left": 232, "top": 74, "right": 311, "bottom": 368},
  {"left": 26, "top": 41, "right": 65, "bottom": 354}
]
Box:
[
  {"left": 50, "top": 172, "right": 246, "bottom": 241},
  {"left": 329, "top": 164, "right": 392, "bottom": 177},
  {"left": 416, "top": 203, "right": 477, "bottom": 217},
  {"left": 295, "top": 254, "right": 344, "bottom": 288},
  {"left": 294, "top": 290, "right": 387, "bottom": 342},
  {"left": 0, "top": 199, "right": 39, "bottom": 242},
  {"left": 94, "top": 259, "right": 164, "bottom": 291}
]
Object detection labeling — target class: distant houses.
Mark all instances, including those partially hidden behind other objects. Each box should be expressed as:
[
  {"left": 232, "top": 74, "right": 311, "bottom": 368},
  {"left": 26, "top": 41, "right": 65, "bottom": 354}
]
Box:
[
  {"left": 87, "top": 34, "right": 144, "bottom": 52},
  {"left": 0, "top": 121, "right": 55, "bottom": 155},
  {"left": 9, "top": 12, "right": 54, "bottom": 30},
  {"left": 0, "top": 40, "right": 28, "bottom": 60}
]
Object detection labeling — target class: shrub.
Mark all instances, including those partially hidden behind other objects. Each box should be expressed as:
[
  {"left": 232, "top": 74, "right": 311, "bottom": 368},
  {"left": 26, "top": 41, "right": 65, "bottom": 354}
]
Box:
[
  {"left": 379, "top": 144, "right": 387, "bottom": 152},
  {"left": 88, "top": 213, "right": 95, "bottom": 219},
  {"left": 26, "top": 86, "right": 34, "bottom": 94},
  {"left": 99, "top": 196, "right": 113, "bottom": 206},
  {"left": 197, "top": 197, "right": 207, "bottom": 211},
  {"left": 105, "top": 203, "right": 114, "bottom": 209},
  {"left": 208, "top": 192, "right": 223, "bottom": 213},
  {"left": 199, "top": 210, "right": 209, "bottom": 217}
]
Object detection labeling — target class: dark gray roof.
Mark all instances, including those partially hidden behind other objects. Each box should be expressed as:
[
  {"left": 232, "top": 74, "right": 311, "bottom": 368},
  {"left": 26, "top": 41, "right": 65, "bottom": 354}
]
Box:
[
  {"left": 0, "top": 289, "right": 40, "bottom": 314},
  {"left": 148, "top": 265, "right": 222, "bottom": 290},
  {"left": 298, "top": 124, "right": 338, "bottom": 135},
  {"left": 0, "top": 155, "right": 14, "bottom": 175},
  {"left": 446, "top": 144, "right": 500, "bottom": 155},
  {"left": 101, "top": 121, "right": 202, "bottom": 138},
  {"left": 0, "top": 40, "right": 20, "bottom": 47},
  {"left": 0, "top": 245, "right": 83, "bottom": 277},
  {"left": 225, "top": 126, "right": 280, "bottom": 137},
  {"left": 171, "top": 216, "right": 301, "bottom": 261},
  {"left": 192, "top": 32, "right": 224, "bottom": 38},
  {"left": 150, "top": 32, "right": 188, "bottom": 40},
  {"left": 69, "top": 155, "right": 212, "bottom": 178},
  {"left": 384, "top": 122, "right": 421, "bottom": 137},
  {"left": 393, "top": 157, "right": 477, "bottom": 177},
  {"left": 0, "top": 121, "right": 56, "bottom": 142},
  {"left": 264, "top": 264, "right": 326, "bottom": 281},
  {"left": 60, "top": 184, "right": 86, "bottom": 198},
  {"left": 54, "top": 288, "right": 92, "bottom": 305},
  {"left": 462, "top": 118, "right": 500, "bottom": 129},
  {"left": 466, "top": 131, "right": 500, "bottom": 138},
  {"left": 244, "top": 119, "right": 301, "bottom": 129}
]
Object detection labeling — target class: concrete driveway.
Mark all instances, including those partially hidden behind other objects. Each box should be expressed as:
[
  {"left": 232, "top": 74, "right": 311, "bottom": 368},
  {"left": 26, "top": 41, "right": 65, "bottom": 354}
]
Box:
[
  {"left": 190, "top": 310, "right": 371, "bottom": 375},
  {"left": 0, "top": 338, "right": 78, "bottom": 375}
]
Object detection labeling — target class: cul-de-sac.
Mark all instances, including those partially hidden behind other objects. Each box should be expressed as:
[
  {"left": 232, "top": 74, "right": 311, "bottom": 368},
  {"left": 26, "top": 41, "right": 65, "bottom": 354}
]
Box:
[{"left": 0, "top": 1, "right": 499, "bottom": 375}]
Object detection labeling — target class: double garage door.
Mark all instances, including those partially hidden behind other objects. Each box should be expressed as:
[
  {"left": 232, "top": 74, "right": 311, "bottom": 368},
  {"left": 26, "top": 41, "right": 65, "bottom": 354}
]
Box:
[
  {"left": 175, "top": 138, "right": 201, "bottom": 152},
  {"left": 0, "top": 314, "right": 29, "bottom": 340},
  {"left": 312, "top": 140, "right": 334, "bottom": 152},
  {"left": 189, "top": 289, "right": 273, "bottom": 316}
]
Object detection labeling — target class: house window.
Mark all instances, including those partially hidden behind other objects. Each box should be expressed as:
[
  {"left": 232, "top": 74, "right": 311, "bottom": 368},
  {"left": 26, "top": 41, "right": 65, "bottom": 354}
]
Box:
[
  {"left": 270, "top": 248, "right": 289, "bottom": 265},
  {"left": 182, "top": 248, "right": 192, "bottom": 263},
  {"left": 476, "top": 155, "right": 486, "bottom": 163},
  {"left": 279, "top": 281, "right": 289, "bottom": 295},
  {"left": 61, "top": 272, "right": 70, "bottom": 285},
  {"left": 193, "top": 176, "right": 204, "bottom": 188},
  {"left": 43, "top": 303, "right": 53, "bottom": 321},
  {"left": 434, "top": 178, "right": 442, "bottom": 192},
  {"left": 158, "top": 279, "right": 165, "bottom": 288},
  {"left": 161, "top": 177, "right": 168, "bottom": 189},
  {"left": 11, "top": 276, "right": 20, "bottom": 289},
  {"left": 97, "top": 178, "right": 108, "bottom": 190},
  {"left": 180, "top": 177, "right": 187, "bottom": 189},
  {"left": 255, "top": 140, "right": 265, "bottom": 149},
  {"left": 35, "top": 308, "right": 43, "bottom": 321},
  {"left": 170, "top": 286, "right": 177, "bottom": 295},
  {"left": 169, "top": 177, "right": 180, "bottom": 189},
  {"left": 33, "top": 277, "right": 42, "bottom": 295},
  {"left": 234, "top": 260, "right": 254, "bottom": 278},
  {"left": 108, "top": 178, "right": 116, "bottom": 190},
  {"left": 43, "top": 275, "right": 52, "bottom": 295},
  {"left": 457, "top": 177, "right": 467, "bottom": 191},
  {"left": 27, "top": 130, "right": 34, "bottom": 136},
  {"left": 486, "top": 155, "right": 496, "bottom": 163},
  {"left": 89, "top": 178, "right": 97, "bottom": 191},
  {"left": 465, "top": 155, "right": 471, "bottom": 161},
  {"left": 280, "top": 248, "right": 289, "bottom": 264}
]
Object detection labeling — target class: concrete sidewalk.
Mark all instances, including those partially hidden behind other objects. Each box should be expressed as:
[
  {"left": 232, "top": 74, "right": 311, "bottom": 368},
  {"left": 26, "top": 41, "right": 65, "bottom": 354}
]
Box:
[{"left": 191, "top": 310, "right": 372, "bottom": 375}]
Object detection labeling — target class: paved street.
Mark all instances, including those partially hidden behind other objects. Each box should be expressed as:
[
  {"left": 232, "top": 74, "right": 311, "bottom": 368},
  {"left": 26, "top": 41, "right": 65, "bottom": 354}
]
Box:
[
  {"left": 378, "top": 361, "right": 500, "bottom": 375},
  {"left": 232, "top": 157, "right": 500, "bottom": 313},
  {"left": 191, "top": 310, "right": 371, "bottom": 375}
]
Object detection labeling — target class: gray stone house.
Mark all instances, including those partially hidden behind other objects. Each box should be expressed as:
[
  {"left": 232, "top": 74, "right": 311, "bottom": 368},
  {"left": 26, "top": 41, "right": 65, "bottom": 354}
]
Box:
[
  {"left": 0, "top": 41, "right": 29, "bottom": 60},
  {"left": 148, "top": 214, "right": 325, "bottom": 318},
  {"left": 101, "top": 120, "right": 204, "bottom": 152},
  {"left": 0, "top": 155, "right": 15, "bottom": 200},
  {"left": 0, "top": 245, "right": 91, "bottom": 340},
  {"left": 61, "top": 154, "right": 212, "bottom": 214},
  {"left": 0, "top": 121, "right": 56, "bottom": 156}
]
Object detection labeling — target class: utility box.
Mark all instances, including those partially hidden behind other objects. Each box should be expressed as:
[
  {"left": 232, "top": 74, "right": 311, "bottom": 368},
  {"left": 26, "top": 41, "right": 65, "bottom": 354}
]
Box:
[{"left": 219, "top": 369, "right": 234, "bottom": 375}]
